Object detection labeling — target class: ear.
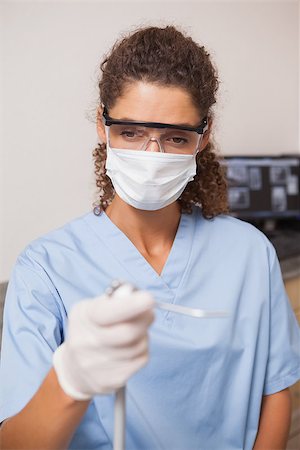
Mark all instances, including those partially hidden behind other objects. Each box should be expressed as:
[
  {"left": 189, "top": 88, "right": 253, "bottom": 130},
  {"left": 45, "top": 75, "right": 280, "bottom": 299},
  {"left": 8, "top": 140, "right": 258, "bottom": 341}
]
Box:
[
  {"left": 96, "top": 105, "right": 107, "bottom": 144},
  {"left": 199, "top": 117, "right": 213, "bottom": 152}
]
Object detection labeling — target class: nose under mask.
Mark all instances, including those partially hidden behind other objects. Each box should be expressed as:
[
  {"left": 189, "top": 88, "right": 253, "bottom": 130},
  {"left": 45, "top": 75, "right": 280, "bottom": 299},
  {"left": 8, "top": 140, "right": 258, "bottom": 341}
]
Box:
[{"left": 105, "top": 145, "right": 197, "bottom": 210}]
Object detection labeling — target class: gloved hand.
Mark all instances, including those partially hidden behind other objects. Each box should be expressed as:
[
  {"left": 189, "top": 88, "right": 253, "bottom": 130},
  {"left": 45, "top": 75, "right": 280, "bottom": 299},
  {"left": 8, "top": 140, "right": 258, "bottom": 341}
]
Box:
[{"left": 52, "top": 283, "right": 155, "bottom": 400}]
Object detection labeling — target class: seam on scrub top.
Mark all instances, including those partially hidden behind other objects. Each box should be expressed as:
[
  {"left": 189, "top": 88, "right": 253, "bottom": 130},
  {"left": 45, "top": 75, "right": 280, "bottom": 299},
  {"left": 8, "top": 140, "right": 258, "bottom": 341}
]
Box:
[
  {"left": 83, "top": 216, "right": 172, "bottom": 293},
  {"left": 264, "top": 364, "right": 300, "bottom": 390},
  {"left": 24, "top": 248, "right": 66, "bottom": 307},
  {"left": 89, "top": 399, "right": 114, "bottom": 450},
  {"left": 0, "top": 397, "right": 25, "bottom": 422},
  {"left": 15, "top": 254, "right": 64, "bottom": 322},
  {"left": 126, "top": 387, "right": 166, "bottom": 450},
  {"left": 167, "top": 209, "right": 198, "bottom": 307},
  {"left": 101, "top": 211, "right": 172, "bottom": 290}
]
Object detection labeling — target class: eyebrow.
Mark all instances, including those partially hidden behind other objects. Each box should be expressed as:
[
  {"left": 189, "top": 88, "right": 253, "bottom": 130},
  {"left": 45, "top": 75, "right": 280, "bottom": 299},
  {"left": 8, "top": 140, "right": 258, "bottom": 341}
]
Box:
[{"left": 118, "top": 117, "right": 200, "bottom": 127}]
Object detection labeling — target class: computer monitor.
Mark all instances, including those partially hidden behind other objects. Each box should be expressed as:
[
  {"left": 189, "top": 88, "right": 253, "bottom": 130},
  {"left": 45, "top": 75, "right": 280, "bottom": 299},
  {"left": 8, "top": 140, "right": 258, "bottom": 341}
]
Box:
[{"left": 223, "top": 155, "right": 300, "bottom": 220}]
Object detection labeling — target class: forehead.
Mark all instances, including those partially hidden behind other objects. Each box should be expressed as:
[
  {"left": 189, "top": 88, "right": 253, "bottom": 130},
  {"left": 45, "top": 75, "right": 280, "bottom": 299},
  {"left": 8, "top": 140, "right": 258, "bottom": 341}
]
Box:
[{"left": 109, "top": 81, "right": 201, "bottom": 126}]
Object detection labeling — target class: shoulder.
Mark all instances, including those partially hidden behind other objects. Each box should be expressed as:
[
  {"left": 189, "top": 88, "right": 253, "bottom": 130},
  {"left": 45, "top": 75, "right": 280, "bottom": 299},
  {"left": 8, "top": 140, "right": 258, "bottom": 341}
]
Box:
[
  {"left": 206, "top": 213, "right": 265, "bottom": 238},
  {"left": 16, "top": 210, "right": 94, "bottom": 271},
  {"left": 195, "top": 208, "right": 276, "bottom": 261}
]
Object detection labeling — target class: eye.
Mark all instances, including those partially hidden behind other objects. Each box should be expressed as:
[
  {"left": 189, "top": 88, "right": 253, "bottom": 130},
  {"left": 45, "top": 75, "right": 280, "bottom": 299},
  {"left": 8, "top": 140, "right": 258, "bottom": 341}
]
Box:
[
  {"left": 170, "top": 137, "right": 188, "bottom": 145},
  {"left": 165, "top": 135, "right": 189, "bottom": 146},
  {"left": 162, "top": 129, "right": 191, "bottom": 146},
  {"left": 119, "top": 128, "right": 144, "bottom": 139},
  {"left": 120, "top": 130, "right": 136, "bottom": 138}
]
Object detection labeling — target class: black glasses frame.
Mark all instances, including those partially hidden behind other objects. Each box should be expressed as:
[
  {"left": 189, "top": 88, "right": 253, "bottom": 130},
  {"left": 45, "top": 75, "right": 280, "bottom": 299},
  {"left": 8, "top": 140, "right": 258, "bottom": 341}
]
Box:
[{"left": 102, "top": 106, "right": 208, "bottom": 135}]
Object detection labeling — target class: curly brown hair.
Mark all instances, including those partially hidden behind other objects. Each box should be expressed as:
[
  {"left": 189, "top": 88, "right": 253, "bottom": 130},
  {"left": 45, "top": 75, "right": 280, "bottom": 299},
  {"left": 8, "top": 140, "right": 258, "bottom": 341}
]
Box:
[{"left": 92, "top": 25, "right": 229, "bottom": 219}]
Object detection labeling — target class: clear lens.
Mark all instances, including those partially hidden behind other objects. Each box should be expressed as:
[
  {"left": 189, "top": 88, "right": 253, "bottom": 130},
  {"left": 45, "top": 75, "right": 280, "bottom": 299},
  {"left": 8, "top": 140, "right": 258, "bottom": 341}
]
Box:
[{"left": 108, "top": 124, "right": 200, "bottom": 154}]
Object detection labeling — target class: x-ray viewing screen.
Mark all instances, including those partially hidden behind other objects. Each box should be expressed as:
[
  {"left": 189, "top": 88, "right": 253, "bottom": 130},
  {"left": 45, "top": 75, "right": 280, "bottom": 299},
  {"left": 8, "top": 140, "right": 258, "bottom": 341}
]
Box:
[{"left": 223, "top": 156, "right": 300, "bottom": 219}]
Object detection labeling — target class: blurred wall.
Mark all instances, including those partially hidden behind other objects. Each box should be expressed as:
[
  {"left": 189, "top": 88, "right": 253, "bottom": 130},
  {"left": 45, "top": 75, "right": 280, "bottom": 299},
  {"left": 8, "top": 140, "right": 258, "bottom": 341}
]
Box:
[{"left": 1, "top": 0, "right": 299, "bottom": 282}]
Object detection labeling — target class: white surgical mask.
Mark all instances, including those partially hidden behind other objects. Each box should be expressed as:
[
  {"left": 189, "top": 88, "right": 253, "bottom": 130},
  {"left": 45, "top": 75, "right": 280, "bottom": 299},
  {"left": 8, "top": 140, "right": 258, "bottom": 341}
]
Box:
[{"left": 105, "top": 144, "right": 197, "bottom": 211}]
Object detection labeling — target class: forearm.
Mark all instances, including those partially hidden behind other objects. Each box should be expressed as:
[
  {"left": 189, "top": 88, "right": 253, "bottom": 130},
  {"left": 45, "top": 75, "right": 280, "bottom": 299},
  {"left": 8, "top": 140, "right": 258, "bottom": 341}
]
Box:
[
  {"left": 253, "top": 388, "right": 292, "bottom": 450},
  {"left": 0, "top": 367, "right": 90, "bottom": 450}
]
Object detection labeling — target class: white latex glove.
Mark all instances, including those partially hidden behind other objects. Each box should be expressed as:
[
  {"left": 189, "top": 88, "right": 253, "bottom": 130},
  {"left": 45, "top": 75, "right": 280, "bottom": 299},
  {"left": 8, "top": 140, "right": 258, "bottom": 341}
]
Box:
[{"left": 52, "top": 283, "right": 155, "bottom": 400}]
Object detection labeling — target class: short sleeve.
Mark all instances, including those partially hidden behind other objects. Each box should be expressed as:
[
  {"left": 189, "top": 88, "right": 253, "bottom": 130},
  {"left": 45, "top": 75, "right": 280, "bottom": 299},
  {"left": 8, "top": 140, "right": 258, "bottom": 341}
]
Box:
[
  {"left": 0, "top": 250, "right": 64, "bottom": 422},
  {"left": 263, "top": 245, "right": 300, "bottom": 395}
]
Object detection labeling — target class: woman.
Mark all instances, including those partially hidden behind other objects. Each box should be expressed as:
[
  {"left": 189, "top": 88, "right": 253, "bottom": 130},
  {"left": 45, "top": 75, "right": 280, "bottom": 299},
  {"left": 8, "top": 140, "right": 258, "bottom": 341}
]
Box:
[{"left": 1, "top": 25, "right": 300, "bottom": 450}]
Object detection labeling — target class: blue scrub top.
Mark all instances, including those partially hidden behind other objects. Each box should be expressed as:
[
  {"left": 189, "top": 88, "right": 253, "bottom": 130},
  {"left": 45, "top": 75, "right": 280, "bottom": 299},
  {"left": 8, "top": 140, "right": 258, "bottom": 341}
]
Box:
[{"left": 1, "top": 205, "right": 300, "bottom": 450}]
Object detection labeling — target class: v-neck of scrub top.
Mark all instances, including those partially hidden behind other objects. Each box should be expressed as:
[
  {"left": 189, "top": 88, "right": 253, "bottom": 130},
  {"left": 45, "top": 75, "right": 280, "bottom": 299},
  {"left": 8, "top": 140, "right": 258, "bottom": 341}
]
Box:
[{"left": 83, "top": 205, "right": 198, "bottom": 300}]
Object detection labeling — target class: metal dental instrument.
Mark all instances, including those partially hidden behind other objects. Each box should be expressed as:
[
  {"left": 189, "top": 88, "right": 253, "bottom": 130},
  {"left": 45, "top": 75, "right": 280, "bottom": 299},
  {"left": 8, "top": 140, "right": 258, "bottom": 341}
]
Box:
[
  {"left": 105, "top": 280, "right": 128, "bottom": 450},
  {"left": 105, "top": 280, "right": 229, "bottom": 450},
  {"left": 154, "top": 301, "right": 228, "bottom": 318}
]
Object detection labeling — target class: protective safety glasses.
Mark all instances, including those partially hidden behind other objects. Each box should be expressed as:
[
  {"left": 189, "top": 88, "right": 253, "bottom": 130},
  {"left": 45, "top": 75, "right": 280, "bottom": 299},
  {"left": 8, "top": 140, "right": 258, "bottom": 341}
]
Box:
[{"left": 102, "top": 105, "right": 208, "bottom": 155}]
